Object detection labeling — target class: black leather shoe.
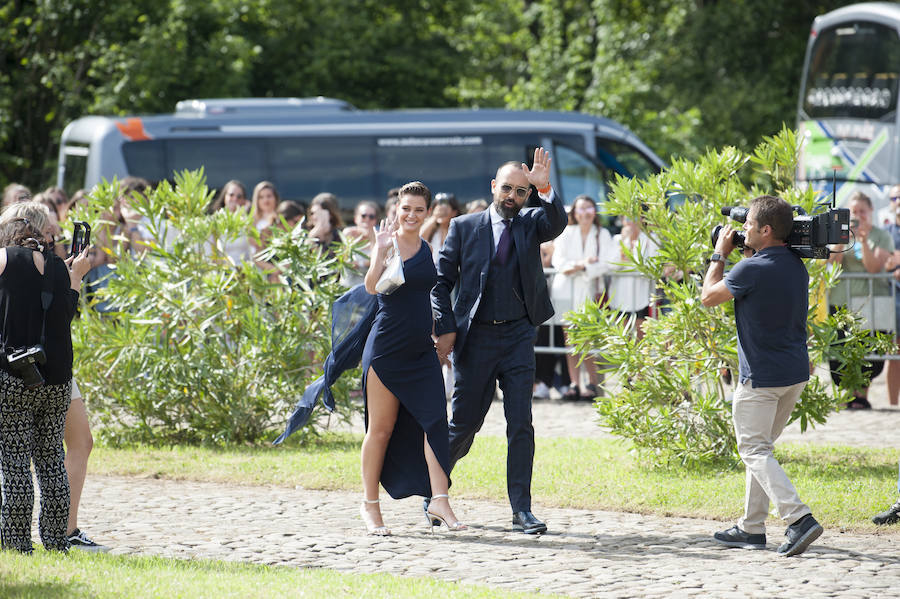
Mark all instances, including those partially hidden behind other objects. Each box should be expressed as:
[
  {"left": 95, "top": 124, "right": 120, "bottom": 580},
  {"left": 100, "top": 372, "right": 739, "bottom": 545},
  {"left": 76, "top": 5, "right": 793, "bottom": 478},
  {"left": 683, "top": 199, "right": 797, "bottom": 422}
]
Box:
[
  {"left": 712, "top": 525, "right": 766, "bottom": 549},
  {"left": 512, "top": 511, "right": 547, "bottom": 534},
  {"left": 871, "top": 500, "right": 900, "bottom": 525},
  {"left": 777, "top": 514, "right": 823, "bottom": 557}
]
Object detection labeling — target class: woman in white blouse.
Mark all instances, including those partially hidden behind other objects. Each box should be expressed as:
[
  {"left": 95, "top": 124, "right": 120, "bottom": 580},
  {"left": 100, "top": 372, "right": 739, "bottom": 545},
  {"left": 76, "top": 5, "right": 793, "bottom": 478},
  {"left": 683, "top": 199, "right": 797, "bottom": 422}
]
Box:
[
  {"left": 608, "top": 216, "right": 658, "bottom": 339},
  {"left": 551, "top": 195, "right": 614, "bottom": 399}
]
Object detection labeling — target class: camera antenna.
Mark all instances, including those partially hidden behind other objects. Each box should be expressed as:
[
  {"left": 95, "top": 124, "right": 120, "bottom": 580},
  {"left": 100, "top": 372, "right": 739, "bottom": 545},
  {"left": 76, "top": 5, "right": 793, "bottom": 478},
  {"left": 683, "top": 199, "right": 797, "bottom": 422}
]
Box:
[{"left": 831, "top": 169, "right": 837, "bottom": 209}]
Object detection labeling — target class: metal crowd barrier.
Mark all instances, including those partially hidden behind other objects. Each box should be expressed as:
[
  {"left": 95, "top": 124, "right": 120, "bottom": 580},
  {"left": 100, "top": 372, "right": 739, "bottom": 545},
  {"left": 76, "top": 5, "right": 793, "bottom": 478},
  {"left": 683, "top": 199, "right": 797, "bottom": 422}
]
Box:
[
  {"left": 534, "top": 268, "right": 900, "bottom": 360},
  {"left": 833, "top": 271, "right": 899, "bottom": 361},
  {"left": 535, "top": 268, "right": 647, "bottom": 356}
]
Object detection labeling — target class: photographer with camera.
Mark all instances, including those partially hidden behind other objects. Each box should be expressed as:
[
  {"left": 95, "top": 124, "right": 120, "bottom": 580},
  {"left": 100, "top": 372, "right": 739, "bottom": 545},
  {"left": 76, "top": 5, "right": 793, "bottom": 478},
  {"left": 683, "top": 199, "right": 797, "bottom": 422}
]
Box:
[
  {"left": 701, "top": 195, "right": 823, "bottom": 557},
  {"left": 827, "top": 191, "right": 894, "bottom": 409},
  {"left": 0, "top": 201, "right": 90, "bottom": 553}
]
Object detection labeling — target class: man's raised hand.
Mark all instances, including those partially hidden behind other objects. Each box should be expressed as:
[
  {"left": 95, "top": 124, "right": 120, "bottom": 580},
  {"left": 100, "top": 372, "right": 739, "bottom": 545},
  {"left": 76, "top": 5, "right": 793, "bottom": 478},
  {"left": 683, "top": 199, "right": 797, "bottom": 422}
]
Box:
[{"left": 522, "top": 146, "right": 551, "bottom": 190}]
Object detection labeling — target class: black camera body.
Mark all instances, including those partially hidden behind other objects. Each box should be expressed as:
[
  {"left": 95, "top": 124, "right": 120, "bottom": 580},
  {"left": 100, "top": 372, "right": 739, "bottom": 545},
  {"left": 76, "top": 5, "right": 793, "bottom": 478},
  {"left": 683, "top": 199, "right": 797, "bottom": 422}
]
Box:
[
  {"left": 712, "top": 205, "right": 849, "bottom": 259},
  {"left": 6, "top": 345, "right": 47, "bottom": 389}
]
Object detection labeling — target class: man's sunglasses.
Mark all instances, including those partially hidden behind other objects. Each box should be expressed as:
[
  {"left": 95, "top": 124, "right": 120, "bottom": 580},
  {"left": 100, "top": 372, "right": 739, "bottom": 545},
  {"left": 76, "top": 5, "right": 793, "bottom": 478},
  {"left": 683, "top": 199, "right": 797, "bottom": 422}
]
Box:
[{"left": 499, "top": 184, "right": 530, "bottom": 199}]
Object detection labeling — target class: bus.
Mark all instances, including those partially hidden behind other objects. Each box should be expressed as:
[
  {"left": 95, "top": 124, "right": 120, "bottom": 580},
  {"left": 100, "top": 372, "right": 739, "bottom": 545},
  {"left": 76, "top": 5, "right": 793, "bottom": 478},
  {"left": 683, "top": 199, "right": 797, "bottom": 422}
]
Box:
[
  {"left": 797, "top": 2, "right": 900, "bottom": 222},
  {"left": 57, "top": 97, "right": 664, "bottom": 212}
]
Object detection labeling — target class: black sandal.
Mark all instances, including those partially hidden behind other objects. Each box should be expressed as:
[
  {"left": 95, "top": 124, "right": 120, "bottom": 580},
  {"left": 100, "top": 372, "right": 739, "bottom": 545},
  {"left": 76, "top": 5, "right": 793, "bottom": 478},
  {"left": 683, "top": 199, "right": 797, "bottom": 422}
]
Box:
[{"left": 563, "top": 383, "right": 580, "bottom": 400}]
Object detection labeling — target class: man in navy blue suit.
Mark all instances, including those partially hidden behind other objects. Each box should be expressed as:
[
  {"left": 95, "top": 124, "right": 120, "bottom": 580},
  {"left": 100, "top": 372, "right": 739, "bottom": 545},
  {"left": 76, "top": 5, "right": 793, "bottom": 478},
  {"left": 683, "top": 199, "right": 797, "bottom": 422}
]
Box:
[{"left": 432, "top": 147, "right": 566, "bottom": 534}]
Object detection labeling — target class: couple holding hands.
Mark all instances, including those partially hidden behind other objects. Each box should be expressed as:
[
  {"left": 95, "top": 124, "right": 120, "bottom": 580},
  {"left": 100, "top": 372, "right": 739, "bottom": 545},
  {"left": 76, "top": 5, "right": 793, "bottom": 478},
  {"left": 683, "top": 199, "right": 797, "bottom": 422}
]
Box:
[{"left": 357, "top": 148, "right": 566, "bottom": 535}]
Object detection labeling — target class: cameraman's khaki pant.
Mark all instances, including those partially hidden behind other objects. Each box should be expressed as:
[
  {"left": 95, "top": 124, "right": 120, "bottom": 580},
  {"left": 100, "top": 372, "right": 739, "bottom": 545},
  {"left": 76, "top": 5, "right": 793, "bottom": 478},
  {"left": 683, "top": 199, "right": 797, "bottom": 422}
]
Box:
[{"left": 733, "top": 380, "right": 811, "bottom": 534}]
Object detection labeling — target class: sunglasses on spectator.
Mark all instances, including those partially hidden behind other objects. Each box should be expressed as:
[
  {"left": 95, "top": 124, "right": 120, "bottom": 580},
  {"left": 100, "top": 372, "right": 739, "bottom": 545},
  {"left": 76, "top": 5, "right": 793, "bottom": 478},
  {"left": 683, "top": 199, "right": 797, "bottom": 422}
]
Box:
[
  {"left": 891, "top": 196, "right": 900, "bottom": 201},
  {"left": 499, "top": 184, "right": 530, "bottom": 199},
  {"left": 574, "top": 207, "right": 596, "bottom": 214},
  {"left": 358, "top": 213, "right": 377, "bottom": 219}
]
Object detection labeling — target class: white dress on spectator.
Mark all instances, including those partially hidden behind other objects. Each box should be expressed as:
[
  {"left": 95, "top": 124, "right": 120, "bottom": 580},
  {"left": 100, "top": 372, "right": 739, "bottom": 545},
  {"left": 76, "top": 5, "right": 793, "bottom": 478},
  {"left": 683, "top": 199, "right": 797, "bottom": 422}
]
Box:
[
  {"left": 430, "top": 228, "right": 447, "bottom": 264},
  {"left": 222, "top": 236, "right": 253, "bottom": 264},
  {"left": 550, "top": 224, "right": 614, "bottom": 318},
  {"left": 607, "top": 231, "right": 658, "bottom": 313}
]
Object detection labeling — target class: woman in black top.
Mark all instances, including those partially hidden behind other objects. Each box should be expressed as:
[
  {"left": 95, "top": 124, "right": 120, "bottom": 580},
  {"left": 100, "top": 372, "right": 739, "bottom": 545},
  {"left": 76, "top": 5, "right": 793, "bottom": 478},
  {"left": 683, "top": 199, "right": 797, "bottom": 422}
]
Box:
[{"left": 0, "top": 202, "right": 90, "bottom": 553}]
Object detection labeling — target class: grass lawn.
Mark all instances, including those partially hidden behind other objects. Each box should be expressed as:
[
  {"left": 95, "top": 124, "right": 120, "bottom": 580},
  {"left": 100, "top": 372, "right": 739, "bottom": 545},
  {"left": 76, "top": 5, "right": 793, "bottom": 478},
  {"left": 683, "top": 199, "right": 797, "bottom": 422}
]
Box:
[
  {"left": 87, "top": 433, "right": 900, "bottom": 532},
  {"left": 0, "top": 550, "right": 558, "bottom": 599}
]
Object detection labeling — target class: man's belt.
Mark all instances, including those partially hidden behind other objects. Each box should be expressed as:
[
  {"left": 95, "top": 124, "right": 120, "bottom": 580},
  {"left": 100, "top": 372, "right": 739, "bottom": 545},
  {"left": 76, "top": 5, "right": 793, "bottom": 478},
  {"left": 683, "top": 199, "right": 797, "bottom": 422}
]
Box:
[{"left": 473, "top": 317, "right": 524, "bottom": 325}]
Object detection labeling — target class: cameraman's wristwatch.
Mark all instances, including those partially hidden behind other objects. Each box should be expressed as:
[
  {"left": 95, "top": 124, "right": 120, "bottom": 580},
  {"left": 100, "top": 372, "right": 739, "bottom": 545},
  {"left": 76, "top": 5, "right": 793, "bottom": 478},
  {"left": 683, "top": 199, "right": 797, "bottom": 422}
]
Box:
[{"left": 709, "top": 253, "right": 725, "bottom": 264}]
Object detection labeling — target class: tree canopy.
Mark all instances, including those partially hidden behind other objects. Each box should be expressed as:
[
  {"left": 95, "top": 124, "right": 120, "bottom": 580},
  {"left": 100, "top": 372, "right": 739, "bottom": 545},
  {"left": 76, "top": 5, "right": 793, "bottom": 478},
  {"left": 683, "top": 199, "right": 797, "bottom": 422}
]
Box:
[{"left": 2, "top": 0, "right": 849, "bottom": 189}]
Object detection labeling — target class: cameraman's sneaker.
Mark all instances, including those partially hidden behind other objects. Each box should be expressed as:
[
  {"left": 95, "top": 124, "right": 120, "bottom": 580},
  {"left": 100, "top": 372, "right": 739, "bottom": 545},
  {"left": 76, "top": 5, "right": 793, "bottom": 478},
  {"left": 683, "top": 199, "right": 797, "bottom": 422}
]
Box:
[
  {"left": 777, "top": 514, "right": 823, "bottom": 557},
  {"left": 872, "top": 499, "right": 900, "bottom": 525},
  {"left": 66, "top": 529, "right": 110, "bottom": 553},
  {"left": 713, "top": 525, "right": 766, "bottom": 549}
]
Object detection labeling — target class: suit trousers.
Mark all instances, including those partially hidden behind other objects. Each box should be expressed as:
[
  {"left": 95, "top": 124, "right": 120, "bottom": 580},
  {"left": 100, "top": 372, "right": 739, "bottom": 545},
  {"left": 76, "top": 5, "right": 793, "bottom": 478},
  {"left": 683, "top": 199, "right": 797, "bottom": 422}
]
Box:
[
  {"left": 733, "top": 380, "right": 811, "bottom": 534},
  {"left": 450, "top": 318, "right": 537, "bottom": 512}
]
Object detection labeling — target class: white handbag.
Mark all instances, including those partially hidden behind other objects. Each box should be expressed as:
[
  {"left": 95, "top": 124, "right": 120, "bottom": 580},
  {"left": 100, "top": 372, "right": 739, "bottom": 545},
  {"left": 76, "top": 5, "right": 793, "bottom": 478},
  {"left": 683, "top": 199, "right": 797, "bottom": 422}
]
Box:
[{"left": 375, "top": 236, "right": 405, "bottom": 295}]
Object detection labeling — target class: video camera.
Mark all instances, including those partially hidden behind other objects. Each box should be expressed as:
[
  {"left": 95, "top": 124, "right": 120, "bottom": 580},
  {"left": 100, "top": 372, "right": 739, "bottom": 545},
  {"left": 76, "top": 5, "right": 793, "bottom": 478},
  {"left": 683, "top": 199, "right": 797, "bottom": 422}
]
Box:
[{"left": 711, "top": 204, "right": 849, "bottom": 259}]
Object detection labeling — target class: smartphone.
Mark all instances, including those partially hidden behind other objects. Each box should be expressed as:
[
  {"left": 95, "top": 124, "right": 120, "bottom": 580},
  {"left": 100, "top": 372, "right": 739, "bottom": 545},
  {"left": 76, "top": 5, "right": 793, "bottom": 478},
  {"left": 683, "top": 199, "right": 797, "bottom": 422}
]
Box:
[{"left": 71, "top": 221, "right": 91, "bottom": 256}]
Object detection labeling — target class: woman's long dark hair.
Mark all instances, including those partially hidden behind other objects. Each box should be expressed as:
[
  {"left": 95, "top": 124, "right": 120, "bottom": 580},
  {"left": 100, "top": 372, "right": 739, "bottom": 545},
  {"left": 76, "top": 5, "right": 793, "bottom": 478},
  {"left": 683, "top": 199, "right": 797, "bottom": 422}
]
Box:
[{"left": 567, "top": 194, "right": 601, "bottom": 227}]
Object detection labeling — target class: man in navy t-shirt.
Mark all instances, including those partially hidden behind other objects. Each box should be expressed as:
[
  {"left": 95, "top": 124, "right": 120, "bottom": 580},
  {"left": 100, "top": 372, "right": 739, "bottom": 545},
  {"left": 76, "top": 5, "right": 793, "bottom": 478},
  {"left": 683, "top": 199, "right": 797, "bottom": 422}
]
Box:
[{"left": 701, "top": 195, "right": 823, "bottom": 557}]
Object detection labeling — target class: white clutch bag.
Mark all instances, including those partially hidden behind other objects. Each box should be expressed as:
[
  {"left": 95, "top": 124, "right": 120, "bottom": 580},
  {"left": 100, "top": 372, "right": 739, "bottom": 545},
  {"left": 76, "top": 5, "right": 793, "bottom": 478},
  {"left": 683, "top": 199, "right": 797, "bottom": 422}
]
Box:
[{"left": 375, "top": 236, "right": 405, "bottom": 295}]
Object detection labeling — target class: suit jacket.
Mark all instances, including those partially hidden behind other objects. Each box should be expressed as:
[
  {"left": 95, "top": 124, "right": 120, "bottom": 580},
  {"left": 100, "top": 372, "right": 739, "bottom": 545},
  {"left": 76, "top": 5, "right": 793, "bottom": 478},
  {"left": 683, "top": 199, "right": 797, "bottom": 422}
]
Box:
[{"left": 431, "top": 190, "right": 567, "bottom": 357}]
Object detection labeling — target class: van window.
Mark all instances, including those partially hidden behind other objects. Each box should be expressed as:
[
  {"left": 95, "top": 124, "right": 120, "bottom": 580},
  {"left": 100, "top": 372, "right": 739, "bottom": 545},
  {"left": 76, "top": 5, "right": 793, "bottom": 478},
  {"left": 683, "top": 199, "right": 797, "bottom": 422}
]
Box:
[
  {"left": 554, "top": 142, "right": 607, "bottom": 203},
  {"left": 123, "top": 139, "right": 271, "bottom": 191},
  {"left": 375, "top": 134, "right": 534, "bottom": 202},
  {"left": 270, "top": 137, "right": 376, "bottom": 206},
  {"left": 167, "top": 139, "right": 267, "bottom": 189},
  {"left": 596, "top": 139, "right": 658, "bottom": 178},
  {"left": 122, "top": 140, "right": 166, "bottom": 183},
  {"left": 61, "top": 145, "right": 90, "bottom": 195}
]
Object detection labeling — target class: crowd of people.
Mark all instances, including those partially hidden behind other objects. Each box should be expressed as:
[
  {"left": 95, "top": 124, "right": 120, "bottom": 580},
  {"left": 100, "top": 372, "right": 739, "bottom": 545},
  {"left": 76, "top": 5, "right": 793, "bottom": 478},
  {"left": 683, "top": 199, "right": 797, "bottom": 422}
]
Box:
[{"left": 4, "top": 161, "right": 900, "bottom": 555}]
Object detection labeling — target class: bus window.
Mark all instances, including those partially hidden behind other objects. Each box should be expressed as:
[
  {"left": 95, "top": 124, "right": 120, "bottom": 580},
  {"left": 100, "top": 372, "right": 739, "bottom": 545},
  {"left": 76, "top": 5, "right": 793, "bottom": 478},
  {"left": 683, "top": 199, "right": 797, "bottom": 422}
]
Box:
[
  {"left": 122, "top": 140, "right": 166, "bottom": 184},
  {"left": 375, "top": 136, "right": 486, "bottom": 201},
  {"left": 270, "top": 137, "right": 376, "bottom": 206},
  {"left": 166, "top": 139, "right": 267, "bottom": 191},
  {"left": 802, "top": 21, "right": 900, "bottom": 120},
  {"left": 596, "top": 139, "right": 659, "bottom": 179},
  {"left": 554, "top": 142, "right": 607, "bottom": 204},
  {"left": 61, "top": 145, "right": 89, "bottom": 195}
]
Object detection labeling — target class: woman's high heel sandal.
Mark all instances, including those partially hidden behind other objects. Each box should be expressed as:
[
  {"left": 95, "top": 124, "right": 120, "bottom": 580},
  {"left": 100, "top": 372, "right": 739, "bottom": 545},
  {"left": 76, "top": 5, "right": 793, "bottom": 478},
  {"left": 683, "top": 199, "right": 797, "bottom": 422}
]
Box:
[
  {"left": 360, "top": 498, "right": 391, "bottom": 536},
  {"left": 423, "top": 497, "right": 441, "bottom": 527},
  {"left": 425, "top": 494, "right": 467, "bottom": 532}
]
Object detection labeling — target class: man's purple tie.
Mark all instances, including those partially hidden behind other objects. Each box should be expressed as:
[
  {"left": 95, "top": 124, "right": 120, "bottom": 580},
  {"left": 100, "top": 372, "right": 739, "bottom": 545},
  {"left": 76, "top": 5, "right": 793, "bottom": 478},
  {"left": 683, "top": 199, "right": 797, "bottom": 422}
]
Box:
[{"left": 495, "top": 219, "right": 512, "bottom": 265}]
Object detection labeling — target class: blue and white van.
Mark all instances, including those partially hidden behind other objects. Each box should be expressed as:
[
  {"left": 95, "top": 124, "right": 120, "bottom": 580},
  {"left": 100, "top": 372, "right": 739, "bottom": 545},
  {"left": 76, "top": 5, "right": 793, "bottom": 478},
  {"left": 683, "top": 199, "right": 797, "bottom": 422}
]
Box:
[{"left": 58, "top": 97, "right": 664, "bottom": 209}]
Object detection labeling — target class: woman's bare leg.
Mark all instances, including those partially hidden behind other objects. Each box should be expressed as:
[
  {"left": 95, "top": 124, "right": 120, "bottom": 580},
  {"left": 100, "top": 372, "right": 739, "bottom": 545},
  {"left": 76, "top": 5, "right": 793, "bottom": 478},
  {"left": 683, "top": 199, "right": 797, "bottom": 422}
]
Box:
[
  {"left": 64, "top": 394, "right": 93, "bottom": 535},
  {"left": 424, "top": 435, "right": 464, "bottom": 527},
  {"left": 562, "top": 325, "right": 581, "bottom": 393},
  {"left": 888, "top": 340, "right": 900, "bottom": 406},
  {"left": 360, "top": 367, "right": 399, "bottom": 530}
]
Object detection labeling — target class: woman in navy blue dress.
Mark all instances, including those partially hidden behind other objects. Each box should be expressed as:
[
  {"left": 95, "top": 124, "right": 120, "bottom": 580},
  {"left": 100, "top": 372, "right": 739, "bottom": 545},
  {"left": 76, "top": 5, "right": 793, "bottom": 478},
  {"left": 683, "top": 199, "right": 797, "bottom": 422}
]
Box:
[{"left": 360, "top": 181, "right": 465, "bottom": 536}]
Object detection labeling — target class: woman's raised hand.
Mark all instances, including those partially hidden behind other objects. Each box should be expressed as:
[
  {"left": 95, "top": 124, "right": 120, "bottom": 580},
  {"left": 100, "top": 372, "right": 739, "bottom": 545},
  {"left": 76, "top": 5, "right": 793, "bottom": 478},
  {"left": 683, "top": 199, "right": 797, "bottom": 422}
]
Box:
[{"left": 375, "top": 215, "right": 398, "bottom": 249}]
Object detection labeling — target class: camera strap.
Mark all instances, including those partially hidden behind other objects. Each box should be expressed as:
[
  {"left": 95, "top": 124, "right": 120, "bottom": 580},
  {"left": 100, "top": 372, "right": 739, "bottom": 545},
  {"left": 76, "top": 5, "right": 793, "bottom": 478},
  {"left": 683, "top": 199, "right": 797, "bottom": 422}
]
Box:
[{"left": 38, "top": 254, "right": 54, "bottom": 347}]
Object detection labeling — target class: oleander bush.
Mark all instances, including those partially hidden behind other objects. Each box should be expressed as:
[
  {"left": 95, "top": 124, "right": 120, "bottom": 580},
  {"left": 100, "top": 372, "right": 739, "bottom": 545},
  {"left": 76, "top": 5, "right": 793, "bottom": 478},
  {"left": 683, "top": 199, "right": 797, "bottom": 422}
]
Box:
[
  {"left": 566, "top": 127, "right": 895, "bottom": 466},
  {"left": 70, "top": 170, "right": 362, "bottom": 445}
]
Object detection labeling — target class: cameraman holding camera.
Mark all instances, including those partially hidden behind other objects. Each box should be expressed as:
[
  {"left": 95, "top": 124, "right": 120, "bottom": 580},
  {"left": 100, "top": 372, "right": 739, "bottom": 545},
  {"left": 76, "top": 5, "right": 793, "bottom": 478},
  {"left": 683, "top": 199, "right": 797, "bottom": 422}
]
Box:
[
  {"left": 0, "top": 201, "right": 90, "bottom": 553},
  {"left": 701, "top": 195, "right": 823, "bottom": 557}
]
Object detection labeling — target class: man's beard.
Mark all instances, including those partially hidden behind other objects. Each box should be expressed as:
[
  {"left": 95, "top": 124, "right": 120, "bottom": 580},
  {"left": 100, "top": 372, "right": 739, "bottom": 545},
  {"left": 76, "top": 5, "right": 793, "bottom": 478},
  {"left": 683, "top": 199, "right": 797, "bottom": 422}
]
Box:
[{"left": 494, "top": 197, "right": 522, "bottom": 219}]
